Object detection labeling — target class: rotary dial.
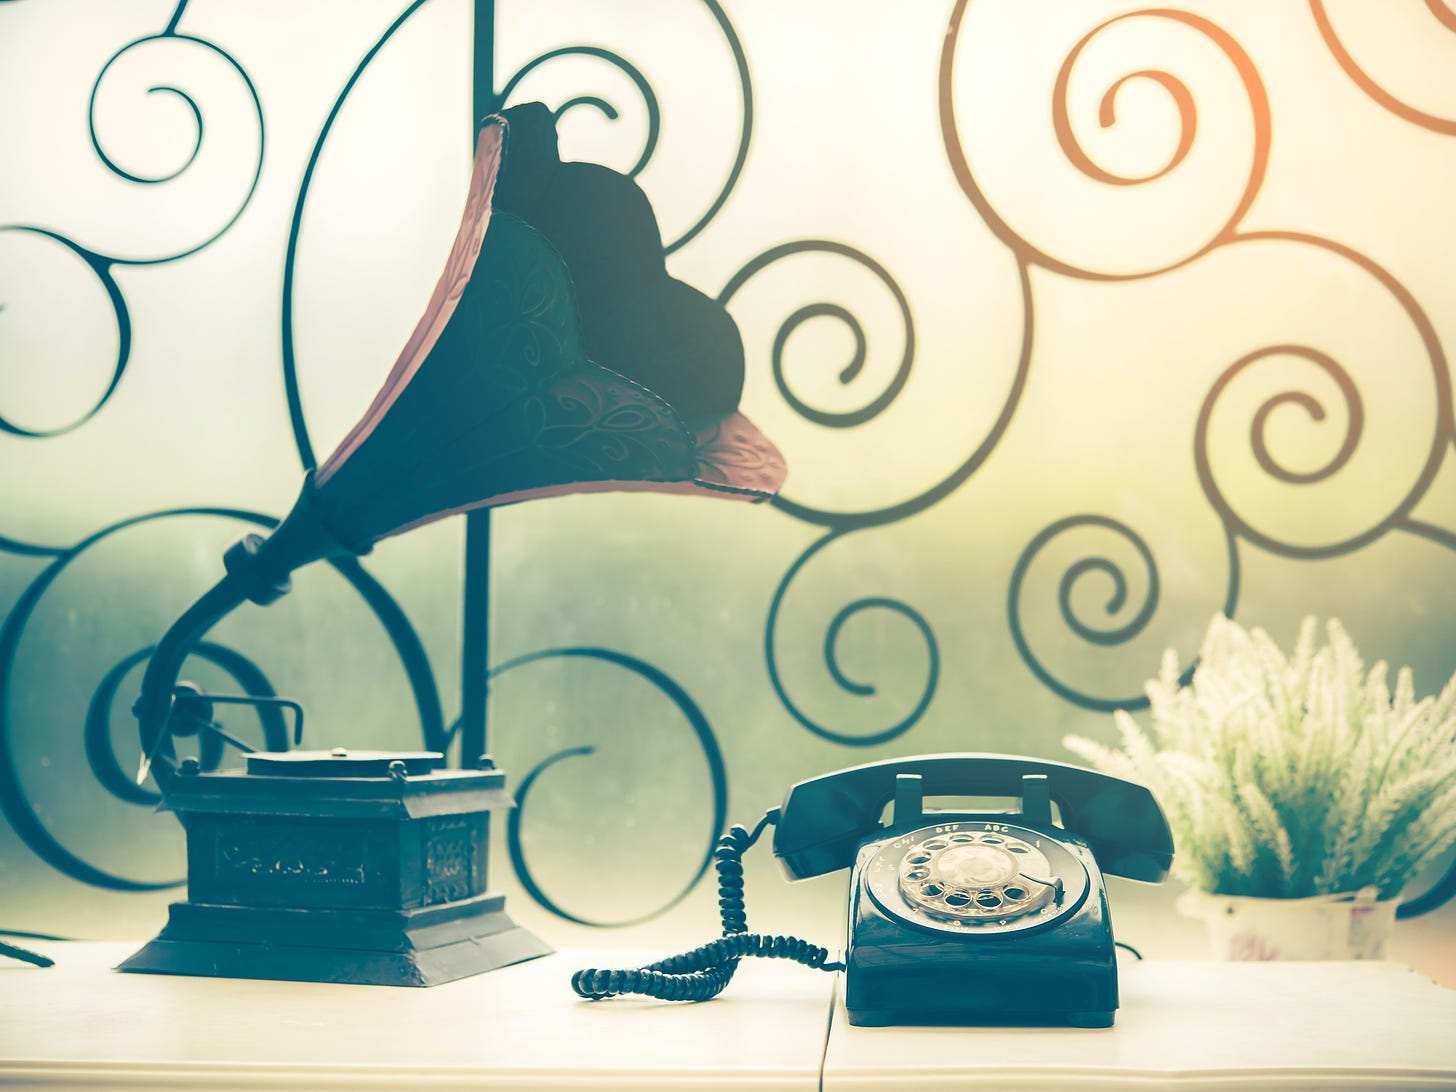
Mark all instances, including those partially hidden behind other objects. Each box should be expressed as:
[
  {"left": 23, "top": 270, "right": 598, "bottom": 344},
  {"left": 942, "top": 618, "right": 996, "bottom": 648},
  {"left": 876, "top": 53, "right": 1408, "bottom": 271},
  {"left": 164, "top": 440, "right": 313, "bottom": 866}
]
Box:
[{"left": 897, "top": 829, "right": 1060, "bottom": 924}]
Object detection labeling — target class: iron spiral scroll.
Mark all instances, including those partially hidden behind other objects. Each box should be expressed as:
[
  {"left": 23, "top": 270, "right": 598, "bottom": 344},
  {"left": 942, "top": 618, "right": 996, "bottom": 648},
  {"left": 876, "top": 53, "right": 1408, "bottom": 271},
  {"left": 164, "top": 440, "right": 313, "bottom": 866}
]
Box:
[
  {"left": 0, "top": 0, "right": 752, "bottom": 925},
  {"left": 2, "top": 0, "right": 1455, "bottom": 924},
  {"left": 940, "top": 1, "right": 1456, "bottom": 713}
]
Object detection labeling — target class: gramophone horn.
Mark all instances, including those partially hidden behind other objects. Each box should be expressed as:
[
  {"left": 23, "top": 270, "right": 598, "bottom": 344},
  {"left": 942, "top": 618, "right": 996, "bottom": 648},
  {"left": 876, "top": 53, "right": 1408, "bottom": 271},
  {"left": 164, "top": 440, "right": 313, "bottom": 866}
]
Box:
[{"left": 134, "top": 107, "right": 785, "bottom": 786}]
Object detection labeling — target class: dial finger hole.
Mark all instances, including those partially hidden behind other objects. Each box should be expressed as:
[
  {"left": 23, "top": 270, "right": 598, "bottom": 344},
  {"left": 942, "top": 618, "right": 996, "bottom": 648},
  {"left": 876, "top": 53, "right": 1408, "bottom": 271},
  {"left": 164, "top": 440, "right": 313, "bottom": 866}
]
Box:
[
  {"left": 1003, "top": 887, "right": 1027, "bottom": 901},
  {"left": 975, "top": 892, "right": 1002, "bottom": 908},
  {"left": 906, "top": 853, "right": 931, "bottom": 865},
  {"left": 944, "top": 891, "right": 971, "bottom": 908},
  {"left": 905, "top": 869, "right": 930, "bottom": 882},
  {"left": 920, "top": 882, "right": 943, "bottom": 897},
  {"left": 922, "top": 841, "right": 948, "bottom": 851}
]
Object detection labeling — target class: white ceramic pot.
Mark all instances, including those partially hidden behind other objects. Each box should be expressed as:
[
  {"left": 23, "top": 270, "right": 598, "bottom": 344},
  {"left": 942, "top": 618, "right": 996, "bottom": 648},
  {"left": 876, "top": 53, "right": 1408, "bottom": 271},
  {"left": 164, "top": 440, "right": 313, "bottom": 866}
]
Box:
[{"left": 1178, "top": 887, "right": 1398, "bottom": 961}]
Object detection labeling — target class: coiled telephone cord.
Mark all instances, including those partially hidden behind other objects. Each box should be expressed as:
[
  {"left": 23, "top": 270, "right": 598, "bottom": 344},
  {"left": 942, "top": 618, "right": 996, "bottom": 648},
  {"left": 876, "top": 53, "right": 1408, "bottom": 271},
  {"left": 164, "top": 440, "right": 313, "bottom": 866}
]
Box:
[{"left": 570, "top": 808, "right": 844, "bottom": 1002}]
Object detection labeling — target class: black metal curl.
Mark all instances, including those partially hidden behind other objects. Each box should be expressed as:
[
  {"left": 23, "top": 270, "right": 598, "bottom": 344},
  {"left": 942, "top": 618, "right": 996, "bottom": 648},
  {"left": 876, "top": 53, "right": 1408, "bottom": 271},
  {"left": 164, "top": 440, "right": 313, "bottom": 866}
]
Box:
[
  {"left": 1311, "top": 0, "right": 1456, "bottom": 138},
  {"left": 666, "top": 0, "right": 752, "bottom": 255},
  {"left": 1398, "top": 518, "right": 1456, "bottom": 553},
  {"left": 164, "top": 1, "right": 188, "bottom": 36},
  {"left": 726, "top": 250, "right": 1034, "bottom": 532},
  {"left": 1398, "top": 848, "right": 1456, "bottom": 919},
  {"left": 496, "top": 46, "right": 661, "bottom": 179},
  {"left": 939, "top": 0, "right": 1272, "bottom": 282},
  {"left": 0, "top": 506, "right": 442, "bottom": 890},
  {"left": 492, "top": 0, "right": 751, "bottom": 254},
  {"left": 90, "top": 83, "right": 200, "bottom": 186},
  {"left": 0, "top": 535, "right": 65, "bottom": 559},
  {"left": 571, "top": 811, "right": 843, "bottom": 1002},
  {"left": 85, "top": 30, "right": 264, "bottom": 267},
  {"left": 738, "top": 239, "right": 1030, "bottom": 748},
  {"left": 0, "top": 11, "right": 262, "bottom": 439},
  {"left": 1196, "top": 343, "right": 1369, "bottom": 540},
  {"left": 489, "top": 647, "right": 727, "bottom": 926},
  {"left": 1007, "top": 514, "right": 1240, "bottom": 712},
  {"left": 1192, "top": 233, "right": 1455, "bottom": 559},
  {"left": 331, "top": 554, "right": 446, "bottom": 754},
  {"left": 280, "top": 0, "right": 432, "bottom": 472},
  {"left": 719, "top": 241, "right": 913, "bottom": 433},
  {"left": 765, "top": 530, "right": 939, "bottom": 746},
  {"left": 0, "top": 229, "right": 130, "bottom": 439},
  {"left": 1184, "top": 234, "right": 1456, "bottom": 912}
]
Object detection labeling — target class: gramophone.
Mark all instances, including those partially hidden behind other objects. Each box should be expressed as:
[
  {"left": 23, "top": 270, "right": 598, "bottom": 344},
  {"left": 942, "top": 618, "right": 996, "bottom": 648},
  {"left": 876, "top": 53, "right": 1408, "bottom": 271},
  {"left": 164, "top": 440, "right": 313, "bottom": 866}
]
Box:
[{"left": 119, "top": 104, "right": 786, "bottom": 987}]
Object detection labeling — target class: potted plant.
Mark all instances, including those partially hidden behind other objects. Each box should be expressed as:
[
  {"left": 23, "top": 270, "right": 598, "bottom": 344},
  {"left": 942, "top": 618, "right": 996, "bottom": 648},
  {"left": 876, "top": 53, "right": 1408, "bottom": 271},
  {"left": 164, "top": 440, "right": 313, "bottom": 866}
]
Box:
[{"left": 1065, "top": 614, "right": 1456, "bottom": 960}]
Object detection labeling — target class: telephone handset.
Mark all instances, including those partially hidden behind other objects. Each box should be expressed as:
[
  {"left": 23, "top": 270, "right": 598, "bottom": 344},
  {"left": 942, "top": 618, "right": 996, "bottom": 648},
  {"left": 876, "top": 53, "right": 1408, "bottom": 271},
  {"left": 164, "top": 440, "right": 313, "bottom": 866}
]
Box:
[{"left": 572, "top": 753, "right": 1173, "bottom": 1028}]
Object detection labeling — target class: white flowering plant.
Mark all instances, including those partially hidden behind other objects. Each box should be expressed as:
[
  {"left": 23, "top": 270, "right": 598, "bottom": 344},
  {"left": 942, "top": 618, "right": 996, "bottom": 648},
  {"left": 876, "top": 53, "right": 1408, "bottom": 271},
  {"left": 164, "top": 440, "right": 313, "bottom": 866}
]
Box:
[{"left": 1064, "top": 615, "right": 1456, "bottom": 900}]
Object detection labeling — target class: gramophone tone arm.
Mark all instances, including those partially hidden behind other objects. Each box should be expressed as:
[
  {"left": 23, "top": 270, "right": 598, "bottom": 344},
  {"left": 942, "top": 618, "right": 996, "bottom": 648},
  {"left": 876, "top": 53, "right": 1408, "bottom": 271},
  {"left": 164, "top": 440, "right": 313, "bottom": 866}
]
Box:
[{"left": 132, "top": 570, "right": 252, "bottom": 788}]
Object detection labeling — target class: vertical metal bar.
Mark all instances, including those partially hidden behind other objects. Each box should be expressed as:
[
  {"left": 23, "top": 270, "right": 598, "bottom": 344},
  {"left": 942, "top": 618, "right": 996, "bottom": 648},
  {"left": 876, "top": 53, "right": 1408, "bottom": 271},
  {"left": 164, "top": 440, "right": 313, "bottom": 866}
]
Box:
[
  {"left": 460, "top": 0, "right": 495, "bottom": 770},
  {"left": 460, "top": 512, "right": 491, "bottom": 768},
  {"left": 471, "top": 0, "right": 495, "bottom": 127}
]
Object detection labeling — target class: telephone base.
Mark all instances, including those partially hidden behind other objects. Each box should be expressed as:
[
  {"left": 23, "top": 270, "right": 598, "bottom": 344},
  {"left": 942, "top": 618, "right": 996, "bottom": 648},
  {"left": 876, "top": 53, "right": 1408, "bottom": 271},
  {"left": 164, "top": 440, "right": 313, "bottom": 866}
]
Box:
[
  {"left": 843, "top": 817, "right": 1120, "bottom": 1029},
  {"left": 847, "top": 1008, "right": 1114, "bottom": 1029},
  {"left": 118, "top": 891, "right": 553, "bottom": 987}
]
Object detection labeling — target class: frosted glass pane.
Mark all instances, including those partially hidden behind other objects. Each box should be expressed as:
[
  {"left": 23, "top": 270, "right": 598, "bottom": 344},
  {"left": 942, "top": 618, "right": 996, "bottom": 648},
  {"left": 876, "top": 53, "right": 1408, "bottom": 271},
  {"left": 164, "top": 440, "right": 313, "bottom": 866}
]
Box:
[{"left": 2, "top": 0, "right": 1454, "bottom": 975}]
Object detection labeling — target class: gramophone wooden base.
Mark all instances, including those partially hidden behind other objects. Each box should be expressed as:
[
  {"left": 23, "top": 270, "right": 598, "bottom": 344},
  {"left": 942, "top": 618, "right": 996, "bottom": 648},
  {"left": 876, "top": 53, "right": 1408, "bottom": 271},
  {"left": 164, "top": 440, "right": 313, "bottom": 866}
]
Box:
[{"left": 118, "top": 891, "right": 553, "bottom": 987}]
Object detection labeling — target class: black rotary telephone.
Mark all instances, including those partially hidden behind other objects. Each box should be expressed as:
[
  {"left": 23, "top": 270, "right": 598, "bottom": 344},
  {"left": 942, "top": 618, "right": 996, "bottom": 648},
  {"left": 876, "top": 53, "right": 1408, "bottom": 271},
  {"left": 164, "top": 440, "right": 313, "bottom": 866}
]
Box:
[{"left": 572, "top": 753, "right": 1173, "bottom": 1027}]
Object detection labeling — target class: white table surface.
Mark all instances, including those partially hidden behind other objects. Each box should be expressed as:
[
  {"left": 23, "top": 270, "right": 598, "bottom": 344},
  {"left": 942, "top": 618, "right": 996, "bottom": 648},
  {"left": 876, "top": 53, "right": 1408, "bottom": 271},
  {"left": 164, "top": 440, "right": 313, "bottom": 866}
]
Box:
[
  {"left": 823, "top": 959, "right": 1456, "bottom": 1090},
  {"left": 2, "top": 942, "right": 1455, "bottom": 1090},
  {"left": 0, "top": 942, "right": 835, "bottom": 1090}
]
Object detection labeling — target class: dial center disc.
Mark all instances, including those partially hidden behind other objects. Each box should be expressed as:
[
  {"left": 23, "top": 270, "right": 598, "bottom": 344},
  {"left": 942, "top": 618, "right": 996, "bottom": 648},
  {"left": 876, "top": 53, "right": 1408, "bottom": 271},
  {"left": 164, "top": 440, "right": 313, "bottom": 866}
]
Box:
[{"left": 936, "top": 844, "right": 1016, "bottom": 887}]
